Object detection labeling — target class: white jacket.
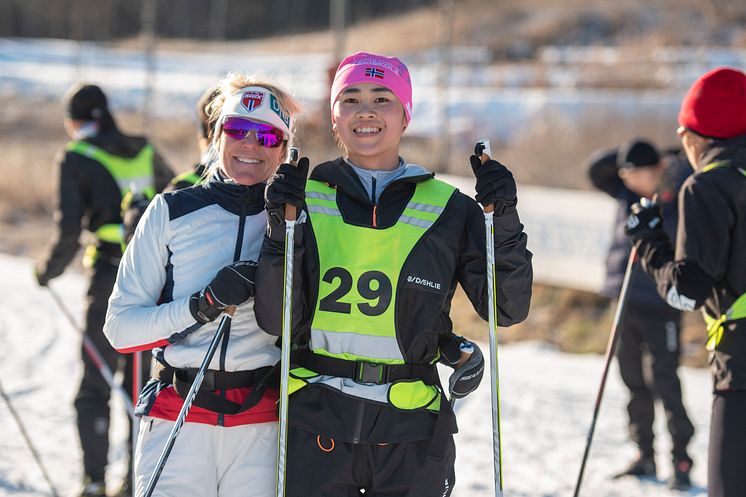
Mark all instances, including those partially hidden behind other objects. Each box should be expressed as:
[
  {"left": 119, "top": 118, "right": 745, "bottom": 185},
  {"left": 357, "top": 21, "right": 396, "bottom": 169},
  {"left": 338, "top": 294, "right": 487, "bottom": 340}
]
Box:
[{"left": 104, "top": 181, "right": 279, "bottom": 372}]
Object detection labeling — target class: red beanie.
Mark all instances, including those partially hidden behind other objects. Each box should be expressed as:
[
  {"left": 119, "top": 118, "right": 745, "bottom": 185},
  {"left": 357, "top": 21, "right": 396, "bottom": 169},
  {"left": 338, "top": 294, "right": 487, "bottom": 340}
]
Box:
[{"left": 678, "top": 67, "right": 746, "bottom": 139}]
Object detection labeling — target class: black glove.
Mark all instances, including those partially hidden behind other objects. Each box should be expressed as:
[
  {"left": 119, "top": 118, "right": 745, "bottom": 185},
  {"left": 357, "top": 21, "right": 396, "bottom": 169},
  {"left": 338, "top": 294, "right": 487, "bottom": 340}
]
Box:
[
  {"left": 189, "top": 260, "right": 257, "bottom": 324},
  {"left": 624, "top": 199, "right": 663, "bottom": 244},
  {"left": 122, "top": 192, "right": 151, "bottom": 245},
  {"left": 34, "top": 264, "right": 50, "bottom": 287},
  {"left": 469, "top": 155, "right": 517, "bottom": 216},
  {"left": 265, "top": 157, "right": 310, "bottom": 226},
  {"left": 439, "top": 335, "right": 485, "bottom": 399}
]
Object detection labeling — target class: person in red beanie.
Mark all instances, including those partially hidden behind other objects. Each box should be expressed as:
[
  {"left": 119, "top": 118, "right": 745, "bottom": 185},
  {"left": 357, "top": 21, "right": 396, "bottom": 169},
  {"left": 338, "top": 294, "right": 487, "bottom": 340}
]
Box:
[{"left": 625, "top": 66, "right": 746, "bottom": 497}]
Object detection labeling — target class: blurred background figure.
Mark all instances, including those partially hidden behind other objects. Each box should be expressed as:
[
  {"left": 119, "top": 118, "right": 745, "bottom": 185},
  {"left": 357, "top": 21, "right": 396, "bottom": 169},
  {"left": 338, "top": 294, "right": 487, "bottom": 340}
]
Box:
[
  {"left": 33, "top": 83, "right": 174, "bottom": 497},
  {"left": 165, "top": 83, "right": 220, "bottom": 190},
  {"left": 587, "top": 138, "right": 694, "bottom": 490},
  {"left": 625, "top": 67, "right": 746, "bottom": 497},
  {"left": 122, "top": 83, "right": 220, "bottom": 244}
]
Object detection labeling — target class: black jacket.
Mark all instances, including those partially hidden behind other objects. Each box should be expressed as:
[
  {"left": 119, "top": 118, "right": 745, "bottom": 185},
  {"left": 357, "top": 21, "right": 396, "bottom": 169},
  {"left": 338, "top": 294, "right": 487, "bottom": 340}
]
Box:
[
  {"left": 588, "top": 147, "right": 691, "bottom": 306},
  {"left": 255, "top": 158, "right": 532, "bottom": 443},
  {"left": 39, "top": 128, "right": 173, "bottom": 280},
  {"left": 634, "top": 137, "right": 746, "bottom": 391}
]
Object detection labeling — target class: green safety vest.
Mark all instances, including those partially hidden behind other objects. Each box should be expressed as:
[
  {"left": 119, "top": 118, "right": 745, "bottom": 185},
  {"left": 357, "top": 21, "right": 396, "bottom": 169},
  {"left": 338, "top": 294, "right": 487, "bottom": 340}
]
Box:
[
  {"left": 66, "top": 140, "right": 156, "bottom": 246},
  {"left": 290, "top": 177, "right": 456, "bottom": 412},
  {"left": 698, "top": 161, "right": 746, "bottom": 350},
  {"left": 170, "top": 170, "right": 203, "bottom": 187}
]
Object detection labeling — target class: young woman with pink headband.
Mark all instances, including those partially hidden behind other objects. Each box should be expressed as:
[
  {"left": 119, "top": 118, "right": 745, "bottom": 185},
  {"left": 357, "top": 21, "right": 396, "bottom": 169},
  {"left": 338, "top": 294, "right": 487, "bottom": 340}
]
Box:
[{"left": 256, "top": 52, "right": 533, "bottom": 496}]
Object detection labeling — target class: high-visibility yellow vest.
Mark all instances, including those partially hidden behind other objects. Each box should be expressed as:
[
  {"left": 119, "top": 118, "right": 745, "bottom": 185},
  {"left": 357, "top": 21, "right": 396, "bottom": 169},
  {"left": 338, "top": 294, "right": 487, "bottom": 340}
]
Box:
[
  {"left": 289, "top": 177, "right": 456, "bottom": 412},
  {"left": 170, "top": 170, "right": 203, "bottom": 188},
  {"left": 66, "top": 140, "right": 156, "bottom": 246}
]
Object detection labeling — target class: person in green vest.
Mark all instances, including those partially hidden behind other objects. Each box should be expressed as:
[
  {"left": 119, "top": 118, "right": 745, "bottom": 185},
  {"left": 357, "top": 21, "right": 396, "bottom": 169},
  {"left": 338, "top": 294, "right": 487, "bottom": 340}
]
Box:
[
  {"left": 122, "top": 83, "right": 219, "bottom": 244},
  {"left": 34, "top": 83, "right": 174, "bottom": 497},
  {"left": 255, "top": 52, "right": 533, "bottom": 497},
  {"left": 166, "top": 83, "right": 220, "bottom": 191},
  {"left": 625, "top": 67, "right": 746, "bottom": 497}
]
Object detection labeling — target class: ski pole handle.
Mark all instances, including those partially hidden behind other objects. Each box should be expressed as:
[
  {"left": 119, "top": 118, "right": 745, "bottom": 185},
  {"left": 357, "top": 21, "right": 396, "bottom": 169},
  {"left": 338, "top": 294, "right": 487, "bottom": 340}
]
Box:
[
  {"left": 285, "top": 147, "right": 300, "bottom": 222},
  {"left": 474, "top": 139, "right": 495, "bottom": 214}
]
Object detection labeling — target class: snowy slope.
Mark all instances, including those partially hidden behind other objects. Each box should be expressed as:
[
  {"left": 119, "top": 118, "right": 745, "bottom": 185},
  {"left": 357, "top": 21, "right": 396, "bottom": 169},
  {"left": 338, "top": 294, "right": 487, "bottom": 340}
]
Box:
[{"left": 0, "top": 253, "right": 710, "bottom": 497}]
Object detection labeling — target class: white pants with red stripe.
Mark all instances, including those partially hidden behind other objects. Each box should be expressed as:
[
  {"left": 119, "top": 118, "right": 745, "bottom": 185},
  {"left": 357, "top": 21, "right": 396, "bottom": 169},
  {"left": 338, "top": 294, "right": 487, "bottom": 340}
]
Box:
[{"left": 135, "top": 416, "right": 277, "bottom": 497}]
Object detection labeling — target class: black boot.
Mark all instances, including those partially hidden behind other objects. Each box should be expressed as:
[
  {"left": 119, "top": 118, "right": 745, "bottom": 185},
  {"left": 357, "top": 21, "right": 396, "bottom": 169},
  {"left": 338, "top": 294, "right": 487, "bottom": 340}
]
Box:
[
  {"left": 612, "top": 454, "right": 656, "bottom": 479},
  {"left": 668, "top": 458, "right": 693, "bottom": 491}
]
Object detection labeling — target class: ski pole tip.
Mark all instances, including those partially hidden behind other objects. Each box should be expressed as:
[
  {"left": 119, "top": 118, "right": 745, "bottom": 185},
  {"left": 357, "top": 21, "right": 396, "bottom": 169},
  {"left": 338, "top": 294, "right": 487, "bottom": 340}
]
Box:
[
  {"left": 289, "top": 147, "right": 299, "bottom": 165},
  {"left": 475, "top": 139, "right": 492, "bottom": 161}
]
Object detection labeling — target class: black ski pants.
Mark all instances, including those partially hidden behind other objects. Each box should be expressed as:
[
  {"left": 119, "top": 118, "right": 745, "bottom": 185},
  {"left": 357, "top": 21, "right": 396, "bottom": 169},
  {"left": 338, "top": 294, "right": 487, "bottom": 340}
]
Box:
[
  {"left": 709, "top": 390, "right": 746, "bottom": 497},
  {"left": 74, "top": 258, "right": 150, "bottom": 483},
  {"left": 615, "top": 301, "right": 694, "bottom": 462},
  {"left": 285, "top": 425, "right": 455, "bottom": 497}
]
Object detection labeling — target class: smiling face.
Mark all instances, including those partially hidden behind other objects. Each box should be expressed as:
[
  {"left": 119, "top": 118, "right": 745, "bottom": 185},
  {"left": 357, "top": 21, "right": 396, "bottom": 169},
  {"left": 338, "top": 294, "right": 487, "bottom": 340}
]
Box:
[
  {"left": 218, "top": 119, "right": 285, "bottom": 185},
  {"left": 332, "top": 83, "right": 407, "bottom": 171}
]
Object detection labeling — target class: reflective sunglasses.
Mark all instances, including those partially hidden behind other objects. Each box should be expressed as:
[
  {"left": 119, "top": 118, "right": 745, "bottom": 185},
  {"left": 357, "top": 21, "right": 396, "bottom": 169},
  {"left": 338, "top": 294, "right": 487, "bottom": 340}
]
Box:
[{"left": 222, "top": 117, "right": 286, "bottom": 148}]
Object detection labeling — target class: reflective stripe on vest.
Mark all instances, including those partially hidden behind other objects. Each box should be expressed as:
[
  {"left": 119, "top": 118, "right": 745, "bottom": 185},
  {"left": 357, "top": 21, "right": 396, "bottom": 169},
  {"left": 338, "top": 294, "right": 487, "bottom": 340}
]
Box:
[
  {"left": 700, "top": 161, "right": 746, "bottom": 350},
  {"left": 292, "top": 178, "right": 456, "bottom": 410},
  {"left": 66, "top": 141, "right": 156, "bottom": 244}
]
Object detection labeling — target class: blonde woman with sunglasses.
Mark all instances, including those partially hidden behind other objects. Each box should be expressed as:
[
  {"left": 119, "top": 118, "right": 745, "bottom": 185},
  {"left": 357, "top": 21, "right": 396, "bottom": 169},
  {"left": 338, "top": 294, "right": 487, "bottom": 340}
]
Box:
[{"left": 104, "top": 74, "right": 301, "bottom": 497}]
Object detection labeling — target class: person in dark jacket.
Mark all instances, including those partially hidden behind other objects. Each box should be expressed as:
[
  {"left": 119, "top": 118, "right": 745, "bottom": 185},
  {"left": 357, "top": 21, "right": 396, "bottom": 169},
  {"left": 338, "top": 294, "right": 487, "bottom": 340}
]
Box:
[
  {"left": 588, "top": 139, "right": 694, "bottom": 489},
  {"left": 164, "top": 83, "right": 219, "bottom": 191},
  {"left": 625, "top": 67, "right": 746, "bottom": 497},
  {"left": 122, "top": 83, "right": 219, "bottom": 244},
  {"left": 255, "top": 52, "right": 532, "bottom": 497},
  {"left": 34, "top": 84, "right": 173, "bottom": 497}
]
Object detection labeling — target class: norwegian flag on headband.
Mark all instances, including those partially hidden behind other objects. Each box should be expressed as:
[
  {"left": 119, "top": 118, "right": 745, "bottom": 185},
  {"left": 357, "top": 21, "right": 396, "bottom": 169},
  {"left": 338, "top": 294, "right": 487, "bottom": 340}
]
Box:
[
  {"left": 365, "top": 67, "right": 385, "bottom": 79},
  {"left": 241, "top": 91, "right": 264, "bottom": 112}
]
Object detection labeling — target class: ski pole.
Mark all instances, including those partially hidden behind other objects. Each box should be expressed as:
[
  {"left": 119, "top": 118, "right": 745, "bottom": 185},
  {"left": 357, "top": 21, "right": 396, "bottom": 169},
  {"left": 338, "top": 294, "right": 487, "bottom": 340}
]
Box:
[
  {"left": 131, "top": 350, "right": 142, "bottom": 495},
  {"left": 276, "top": 147, "right": 300, "bottom": 497},
  {"left": 0, "top": 378, "right": 60, "bottom": 497},
  {"left": 47, "top": 286, "right": 134, "bottom": 419},
  {"left": 572, "top": 247, "right": 638, "bottom": 497},
  {"left": 143, "top": 307, "right": 236, "bottom": 497},
  {"left": 474, "top": 139, "right": 504, "bottom": 497}
]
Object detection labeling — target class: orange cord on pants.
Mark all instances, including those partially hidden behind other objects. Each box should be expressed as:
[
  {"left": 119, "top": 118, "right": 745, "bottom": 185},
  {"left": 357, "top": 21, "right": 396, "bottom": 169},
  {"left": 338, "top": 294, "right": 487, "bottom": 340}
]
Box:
[{"left": 317, "top": 435, "right": 335, "bottom": 452}]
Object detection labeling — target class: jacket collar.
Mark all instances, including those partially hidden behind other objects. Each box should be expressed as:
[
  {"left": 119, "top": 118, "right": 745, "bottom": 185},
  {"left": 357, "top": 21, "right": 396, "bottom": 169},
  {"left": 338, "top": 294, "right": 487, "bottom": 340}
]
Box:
[
  {"left": 202, "top": 174, "right": 266, "bottom": 216},
  {"left": 310, "top": 157, "right": 433, "bottom": 204},
  {"left": 699, "top": 135, "right": 746, "bottom": 173}
]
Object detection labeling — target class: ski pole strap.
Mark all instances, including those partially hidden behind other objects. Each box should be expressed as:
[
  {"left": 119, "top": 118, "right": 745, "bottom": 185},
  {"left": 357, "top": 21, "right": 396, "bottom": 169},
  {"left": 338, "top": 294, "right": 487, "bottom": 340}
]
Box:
[
  {"left": 290, "top": 349, "right": 439, "bottom": 385},
  {"left": 704, "top": 291, "right": 746, "bottom": 351},
  {"left": 152, "top": 361, "right": 278, "bottom": 414}
]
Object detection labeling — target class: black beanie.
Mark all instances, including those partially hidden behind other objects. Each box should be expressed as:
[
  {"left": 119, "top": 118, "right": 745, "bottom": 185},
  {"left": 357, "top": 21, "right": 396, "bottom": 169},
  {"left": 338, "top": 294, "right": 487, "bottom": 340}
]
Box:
[
  {"left": 66, "top": 84, "right": 109, "bottom": 121},
  {"left": 617, "top": 139, "right": 660, "bottom": 169}
]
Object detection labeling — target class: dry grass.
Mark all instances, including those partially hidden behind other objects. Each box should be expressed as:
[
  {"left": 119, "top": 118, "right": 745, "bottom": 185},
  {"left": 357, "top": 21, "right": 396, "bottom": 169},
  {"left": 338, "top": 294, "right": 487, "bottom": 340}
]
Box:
[{"left": 111, "top": 0, "right": 746, "bottom": 59}]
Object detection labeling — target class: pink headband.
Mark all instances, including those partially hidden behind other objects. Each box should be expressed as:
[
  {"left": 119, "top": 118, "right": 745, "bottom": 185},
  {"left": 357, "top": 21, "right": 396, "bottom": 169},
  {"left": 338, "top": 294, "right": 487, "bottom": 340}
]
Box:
[{"left": 330, "top": 52, "right": 413, "bottom": 123}]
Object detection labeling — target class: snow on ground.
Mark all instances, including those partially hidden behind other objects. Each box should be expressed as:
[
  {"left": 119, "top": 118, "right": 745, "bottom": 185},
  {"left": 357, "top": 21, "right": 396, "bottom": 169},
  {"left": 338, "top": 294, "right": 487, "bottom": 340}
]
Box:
[{"left": 0, "top": 253, "right": 710, "bottom": 497}]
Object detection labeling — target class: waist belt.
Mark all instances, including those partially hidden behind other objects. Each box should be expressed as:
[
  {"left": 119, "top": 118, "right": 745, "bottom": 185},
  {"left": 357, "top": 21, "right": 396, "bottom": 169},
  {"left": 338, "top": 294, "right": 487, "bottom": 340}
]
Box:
[
  {"left": 291, "top": 349, "right": 439, "bottom": 385},
  {"left": 290, "top": 349, "right": 456, "bottom": 461},
  {"left": 152, "top": 360, "right": 278, "bottom": 415}
]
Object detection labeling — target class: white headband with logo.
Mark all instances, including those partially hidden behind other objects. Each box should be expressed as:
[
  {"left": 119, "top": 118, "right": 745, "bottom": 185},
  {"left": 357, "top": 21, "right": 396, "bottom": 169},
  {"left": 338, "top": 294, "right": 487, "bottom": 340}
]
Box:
[{"left": 215, "top": 86, "right": 293, "bottom": 141}]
